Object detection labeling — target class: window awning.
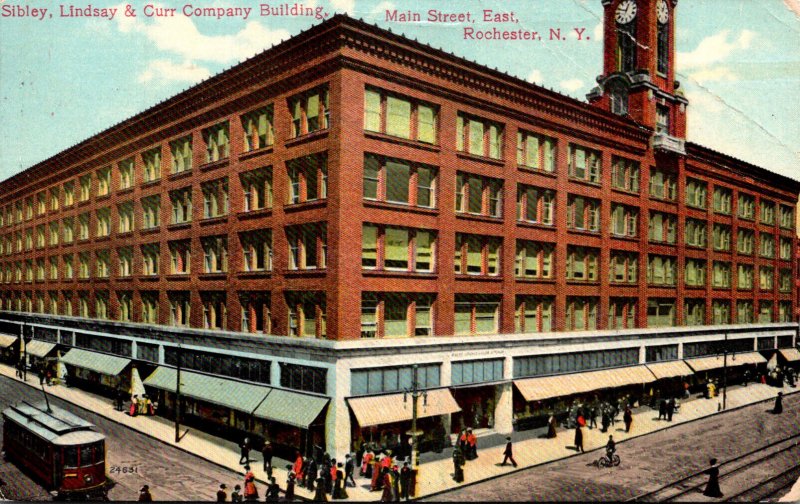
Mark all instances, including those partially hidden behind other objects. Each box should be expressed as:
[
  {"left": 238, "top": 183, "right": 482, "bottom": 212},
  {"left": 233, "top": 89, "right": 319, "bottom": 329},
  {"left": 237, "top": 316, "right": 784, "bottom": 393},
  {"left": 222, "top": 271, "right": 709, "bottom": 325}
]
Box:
[
  {"left": 514, "top": 366, "right": 656, "bottom": 403},
  {"left": 26, "top": 340, "right": 57, "bottom": 358},
  {"left": 0, "top": 334, "right": 18, "bottom": 349},
  {"left": 253, "top": 388, "right": 329, "bottom": 429},
  {"left": 347, "top": 388, "right": 461, "bottom": 428},
  {"left": 144, "top": 367, "right": 270, "bottom": 414},
  {"left": 779, "top": 348, "right": 800, "bottom": 362},
  {"left": 645, "top": 360, "right": 694, "bottom": 380},
  {"left": 684, "top": 352, "right": 767, "bottom": 372},
  {"left": 60, "top": 348, "right": 130, "bottom": 376}
]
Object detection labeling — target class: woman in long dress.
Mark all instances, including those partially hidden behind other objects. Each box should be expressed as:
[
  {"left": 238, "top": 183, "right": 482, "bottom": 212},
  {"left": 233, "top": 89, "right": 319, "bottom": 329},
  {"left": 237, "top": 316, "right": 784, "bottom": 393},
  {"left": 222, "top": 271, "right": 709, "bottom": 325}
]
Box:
[
  {"left": 773, "top": 392, "right": 783, "bottom": 414},
  {"left": 547, "top": 415, "right": 558, "bottom": 438},
  {"left": 703, "top": 458, "right": 723, "bottom": 497}
]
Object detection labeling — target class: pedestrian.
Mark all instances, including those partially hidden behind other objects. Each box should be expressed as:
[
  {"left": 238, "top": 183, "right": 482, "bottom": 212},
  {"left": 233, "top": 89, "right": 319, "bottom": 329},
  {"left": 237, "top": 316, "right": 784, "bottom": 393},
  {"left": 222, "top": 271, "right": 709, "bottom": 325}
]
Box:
[
  {"left": 292, "top": 451, "right": 303, "bottom": 483},
  {"left": 658, "top": 399, "right": 667, "bottom": 420},
  {"left": 601, "top": 409, "right": 610, "bottom": 433},
  {"left": 265, "top": 477, "right": 280, "bottom": 502},
  {"left": 262, "top": 441, "right": 273, "bottom": 474},
  {"left": 589, "top": 406, "right": 598, "bottom": 429},
  {"left": 333, "top": 462, "right": 348, "bottom": 500},
  {"left": 361, "top": 449, "right": 373, "bottom": 477},
  {"left": 129, "top": 395, "right": 139, "bottom": 417},
  {"left": 239, "top": 437, "right": 251, "bottom": 465},
  {"left": 666, "top": 398, "right": 675, "bottom": 422},
  {"left": 501, "top": 436, "right": 518, "bottom": 467},
  {"left": 231, "top": 484, "right": 242, "bottom": 502},
  {"left": 145, "top": 395, "right": 154, "bottom": 416},
  {"left": 391, "top": 465, "right": 400, "bottom": 502},
  {"left": 305, "top": 457, "right": 318, "bottom": 492},
  {"left": 370, "top": 455, "right": 383, "bottom": 491},
  {"left": 773, "top": 392, "right": 783, "bottom": 414},
  {"left": 452, "top": 446, "right": 465, "bottom": 483},
  {"left": 285, "top": 472, "right": 296, "bottom": 502},
  {"left": 243, "top": 465, "right": 259, "bottom": 501},
  {"left": 138, "top": 394, "right": 148, "bottom": 415},
  {"left": 399, "top": 462, "right": 411, "bottom": 501},
  {"left": 623, "top": 405, "right": 633, "bottom": 433},
  {"left": 313, "top": 473, "right": 327, "bottom": 502},
  {"left": 217, "top": 483, "right": 228, "bottom": 502},
  {"left": 547, "top": 414, "right": 558, "bottom": 438},
  {"left": 466, "top": 429, "right": 477, "bottom": 460},
  {"left": 574, "top": 425, "right": 584, "bottom": 453},
  {"left": 605, "top": 435, "right": 616, "bottom": 460},
  {"left": 138, "top": 484, "right": 153, "bottom": 502},
  {"left": 684, "top": 380, "right": 691, "bottom": 398},
  {"left": 380, "top": 468, "right": 393, "bottom": 502},
  {"left": 328, "top": 459, "right": 337, "bottom": 496},
  {"left": 703, "top": 458, "right": 723, "bottom": 497},
  {"left": 344, "top": 454, "right": 356, "bottom": 487},
  {"left": 458, "top": 429, "right": 467, "bottom": 453}
]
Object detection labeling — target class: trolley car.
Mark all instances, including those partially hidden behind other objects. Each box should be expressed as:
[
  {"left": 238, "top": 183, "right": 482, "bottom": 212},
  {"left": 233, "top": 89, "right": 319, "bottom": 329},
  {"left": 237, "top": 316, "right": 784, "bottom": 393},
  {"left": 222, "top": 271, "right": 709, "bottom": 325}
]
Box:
[{"left": 2, "top": 401, "right": 107, "bottom": 499}]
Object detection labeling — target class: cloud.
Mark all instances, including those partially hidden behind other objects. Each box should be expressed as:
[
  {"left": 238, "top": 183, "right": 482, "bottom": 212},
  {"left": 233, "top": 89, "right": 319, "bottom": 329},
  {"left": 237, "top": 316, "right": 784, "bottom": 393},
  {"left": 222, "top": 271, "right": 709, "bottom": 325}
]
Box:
[
  {"left": 559, "top": 79, "right": 584, "bottom": 92},
  {"left": 592, "top": 23, "right": 603, "bottom": 42},
  {"left": 527, "top": 69, "right": 543, "bottom": 84},
  {"left": 371, "top": 1, "right": 394, "bottom": 15},
  {"left": 330, "top": 0, "right": 356, "bottom": 15},
  {"left": 678, "top": 30, "right": 756, "bottom": 70},
  {"left": 138, "top": 60, "right": 212, "bottom": 84},
  {"left": 688, "top": 67, "right": 737, "bottom": 84}
]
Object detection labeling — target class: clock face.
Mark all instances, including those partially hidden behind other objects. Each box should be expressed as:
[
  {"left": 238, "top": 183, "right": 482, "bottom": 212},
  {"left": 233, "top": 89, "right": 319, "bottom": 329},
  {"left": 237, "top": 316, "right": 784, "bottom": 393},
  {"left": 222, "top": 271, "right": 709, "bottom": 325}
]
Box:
[
  {"left": 657, "top": 0, "right": 669, "bottom": 24},
  {"left": 615, "top": 0, "right": 638, "bottom": 24}
]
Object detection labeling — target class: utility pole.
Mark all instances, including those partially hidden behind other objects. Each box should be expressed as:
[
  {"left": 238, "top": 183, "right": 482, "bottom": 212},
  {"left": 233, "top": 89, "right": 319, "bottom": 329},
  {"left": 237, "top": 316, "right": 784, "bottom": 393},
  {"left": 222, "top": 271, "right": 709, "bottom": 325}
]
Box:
[
  {"left": 404, "top": 364, "right": 427, "bottom": 474},
  {"left": 722, "top": 333, "right": 728, "bottom": 410},
  {"left": 22, "top": 321, "right": 27, "bottom": 382},
  {"left": 175, "top": 344, "right": 183, "bottom": 443}
]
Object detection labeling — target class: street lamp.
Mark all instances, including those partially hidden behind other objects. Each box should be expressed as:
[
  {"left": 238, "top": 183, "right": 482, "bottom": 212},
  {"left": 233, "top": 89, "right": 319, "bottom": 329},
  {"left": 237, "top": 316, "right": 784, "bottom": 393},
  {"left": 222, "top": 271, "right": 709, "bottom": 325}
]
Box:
[
  {"left": 721, "top": 333, "right": 737, "bottom": 411},
  {"left": 404, "top": 364, "right": 427, "bottom": 471},
  {"left": 22, "top": 320, "right": 28, "bottom": 382},
  {"left": 175, "top": 343, "right": 183, "bottom": 443}
]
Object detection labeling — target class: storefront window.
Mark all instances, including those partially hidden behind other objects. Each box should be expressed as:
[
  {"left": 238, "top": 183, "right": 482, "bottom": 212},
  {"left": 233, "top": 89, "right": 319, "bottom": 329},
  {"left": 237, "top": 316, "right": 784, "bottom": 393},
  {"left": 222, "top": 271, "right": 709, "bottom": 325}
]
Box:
[
  {"left": 351, "top": 364, "right": 441, "bottom": 396},
  {"left": 451, "top": 359, "right": 503, "bottom": 386}
]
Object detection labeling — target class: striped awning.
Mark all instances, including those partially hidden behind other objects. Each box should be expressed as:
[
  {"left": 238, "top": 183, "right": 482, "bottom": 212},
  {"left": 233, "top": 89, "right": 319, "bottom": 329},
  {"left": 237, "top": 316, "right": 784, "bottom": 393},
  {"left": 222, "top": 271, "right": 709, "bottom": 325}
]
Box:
[
  {"left": 253, "top": 388, "right": 329, "bottom": 429},
  {"left": 684, "top": 352, "right": 767, "bottom": 372},
  {"left": 60, "top": 348, "right": 130, "bottom": 376},
  {"left": 26, "top": 340, "right": 57, "bottom": 358},
  {"left": 646, "top": 360, "right": 695, "bottom": 380},
  {"left": 0, "top": 334, "right": 18, "bottom": 349},
  {"left": 347, "top": 388, "right": 461, "bottom": 428},
  {"left": 514, "top": 365, "right": 656, "bottom": 403},
  {"left": 779, "top": 348, "right": 800, "bottom": 362}
]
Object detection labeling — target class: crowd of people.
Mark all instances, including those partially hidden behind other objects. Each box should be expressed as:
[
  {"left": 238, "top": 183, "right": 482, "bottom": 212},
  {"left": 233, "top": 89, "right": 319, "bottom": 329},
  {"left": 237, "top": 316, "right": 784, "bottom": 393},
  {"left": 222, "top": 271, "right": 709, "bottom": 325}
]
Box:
[{"left": 120, "top": 393, "right": 157, "bottom": 416}]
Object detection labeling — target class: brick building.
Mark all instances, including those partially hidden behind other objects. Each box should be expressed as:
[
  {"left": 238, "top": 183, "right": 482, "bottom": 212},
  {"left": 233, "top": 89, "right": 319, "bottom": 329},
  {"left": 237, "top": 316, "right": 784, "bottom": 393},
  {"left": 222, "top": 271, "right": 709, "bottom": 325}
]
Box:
[{"left": 0, "top": 1, "right": 798, "bottom": 460}]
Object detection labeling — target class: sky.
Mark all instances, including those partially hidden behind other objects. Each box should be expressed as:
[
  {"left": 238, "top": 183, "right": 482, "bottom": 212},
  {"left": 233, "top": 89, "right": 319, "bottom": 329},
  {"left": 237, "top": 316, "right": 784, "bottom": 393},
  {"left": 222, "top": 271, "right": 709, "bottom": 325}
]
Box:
[{"left": 1, "top": 0, "right": 799, "bottom": 182}]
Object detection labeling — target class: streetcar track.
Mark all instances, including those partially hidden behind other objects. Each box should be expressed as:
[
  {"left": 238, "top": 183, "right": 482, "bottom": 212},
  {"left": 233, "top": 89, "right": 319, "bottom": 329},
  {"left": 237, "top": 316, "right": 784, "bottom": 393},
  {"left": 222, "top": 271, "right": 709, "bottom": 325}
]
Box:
[{"left": 723, "top": 462, "right": 800, "bottom": 502}]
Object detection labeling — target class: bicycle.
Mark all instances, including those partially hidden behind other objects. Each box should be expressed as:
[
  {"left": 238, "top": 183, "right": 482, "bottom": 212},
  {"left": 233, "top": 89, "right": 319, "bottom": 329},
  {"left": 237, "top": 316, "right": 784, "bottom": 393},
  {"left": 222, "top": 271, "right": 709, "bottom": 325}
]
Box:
[{"left": 597, "top": 452, "right": 621, "bottom": 467}]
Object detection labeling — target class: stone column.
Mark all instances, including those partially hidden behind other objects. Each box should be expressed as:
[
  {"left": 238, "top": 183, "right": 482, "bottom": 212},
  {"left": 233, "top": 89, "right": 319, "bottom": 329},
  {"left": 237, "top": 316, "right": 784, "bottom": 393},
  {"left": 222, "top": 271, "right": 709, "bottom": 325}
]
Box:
[
  {"left": 493, "top": 355, "right": 514, "bottom": 434},
  {"left": 325, "top": 361, "right": 351, "bottom": 461}
]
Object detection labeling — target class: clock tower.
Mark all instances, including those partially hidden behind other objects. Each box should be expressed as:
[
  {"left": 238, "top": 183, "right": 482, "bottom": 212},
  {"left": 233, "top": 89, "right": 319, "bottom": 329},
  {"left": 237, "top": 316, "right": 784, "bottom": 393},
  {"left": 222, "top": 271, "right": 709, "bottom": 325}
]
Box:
[{"left": 588, "top": 0, "right": 688, "bottom": 154}]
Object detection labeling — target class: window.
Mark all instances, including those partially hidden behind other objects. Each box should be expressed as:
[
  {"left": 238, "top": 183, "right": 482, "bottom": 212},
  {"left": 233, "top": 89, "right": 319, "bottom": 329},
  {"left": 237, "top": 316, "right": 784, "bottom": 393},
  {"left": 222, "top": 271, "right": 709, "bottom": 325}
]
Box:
[
  {"left": 117, "top": 247, "right": 132, "bottom": 277},
  {"left": 611, "top": 204, "right": 638, "bottom": 237},
  {"left": 779, "top": 238, "right": 792, "bottom": 260},
  {"left": 142, "top": 147, "right": 161, "bottom": 183},
  {"left": 36, "top": 225, "right": 45, "bottom": 248},
  {"left": 760, "top": 200, "right": 775, "bottom": 225},
  {"left": 568, "top": 144, "right": 602, "bottom": 183},
  {"left": 49, "top": 188, "right": 60, "bottom": 211},
  {"left": 141, "top": 196, "right": 160, "bottom": 229},
  {"left": 760, "top": 234, "right": 775, "bottom": 258},
  {"left": 78, "top": 252, "right": 90, "bottom": 279},
  {"left": 565, "top": 297, "right": 599, "bottom": 331},
  {"left": 36, "top": 192, "right": 46, "bottom": 215},
  {"left": 170, "top": 136, "right": 192, "bottom": 174},
  {"left": 738, "top": 194, "right": 755, "bottom": 219},
  {"left": 515, "top": 295, "right": 554, "bottom": 332},
  {"left": 169, "top": 188, "right": 192, "bottom": 224},
  {"left": 63, "top": 254, "right": 74, "bottom": 279},
  {"left": 514, "top": 348, "right": 639, "bottom": 378},
  {"left": 49, "top": 222, "right": 58, "bottom": 246},
  {"left": 759, "top": 301, "right": 774, "bottom": 323},
  {"left": 360, "top": 293, "right": 435, "bottom": 338},
  {"left": 62, "top": 217, "right": 73, "bottom": 243},
  {"left": 289, "top": 86, "right": 329, "bottom": 138},
  {"left": 96, "top": 208, "right": 111, "bottom": 237},
  {"left": 648, "top": 254, "right": 677, "bottom": 286},
  {"left": 685, "top": 258, "right": 706, "bottom": 287},
  {"left": 35, "top": 259, "right": 44, "bottom": 280},
  {"left": 451, "top": 359, "right": 504, "bottom": 386},
  {"left": 454, "top": 233, "right": 501, "bottom": 276},
  {"left": 515, "top": 240, "right": 554, "bottom": 279},
  {"left": 96, "top": 167, "right": 111, "bottom": 196},
  {"left": 117, "top": 292, "right": 132, "bottom": 322},
  {"left": 287, "top": 154, "right": 327, "bottom": 204},
  {"left": 363, "top": 154, "right": 435, "bottom": 208},
  {"left": 609, "top": 251, "right": 638, "bottom": 284},
  {"left": 657, "top": 12, "right": 669, "bottom": 74},
  {"left": 201, "top": 178, "right": 229, "bottom": 218},
  {"left": 612, "top": 156, "right": 640, "bottom": 193},
  {"left": 141, "top": 292, "right": 159, "bottom": 324},
  {"left": 712, "top": 187, "right": 732, "bottom": 214},
  {"left": 647, "top": 299, "right": 676, "bottom": 327},
  {"left": 119, "top": 159, "right": 134, "bottom": 190},
  {"left": 362, "top": 224, "right": 434, "bottom": 272},
  {"left": 201, "top": 292, "right": 227, "bottom": 329},
  {"left": 656, "top": 105, "right": 670, "bottom": 135},
  {"left": 351, "top": 364, "right": 440, "bottom": 395},
  {"left": 712, "top": 224, "right": 731, "bottom": 251},
  {"left": 141, "top": 243, "right": 160, "bottom": 276},
  {"left": 168, "top": 240, "right": 191, "bottom": 275},
  {"left": 117, "top": 202, "right": 134, "bottom": 233},
  {"left": 566, "top": 246, "right": 599, "bottom": 282},
  {"left": 201, "top": 236, "right": 228, "bottom": 274},
  {"left": 240, "top": 168, "right": 272, "bottom": 212},
  {"left": 285, "top": 292, "right": 326, "bottom": 338},
  {"left": 779, "top": 205, "right": 794, "bottom": 229},
  {"left": 517, "top": 130, "right": 556, "bottom": 172},
  {"left": 617, "top": 19, "right": 636, "bottom": 72},
  {"left": 712, "top": 261, "right": 731, "bottom": 288},
  {"left": 737, "top": 229, "right": 754, "bottom": 255},
  {"left": 648, "top": 211, "right": 677, "bottom": 244},
  {"left": 203, "top": 122, "right": 229, "bottom": 163},
  {"left": 684, "top": 218, "right": 707, "bottom": 247},
  {"left": 287, "top": 223, "right": 326, "bottom": 271},
  {"left": 455, "top": 172, "right": 503, "bottom": 218},
  {"left": 737, "top": 264, "right": 754, "bottom": 289},
  {"left": 96, "top": 251, "right": 110, "bottom": 278},
  {"left": 567, "top": 195, "right": 600, "bottom": 232},
  {"left": 608, "top": 298, "right": 638, "bottom": 329},
  {"left": 239, "top": 292, "right": 270, "bottom": 334},
  {"left": 95, "top": 292, "right": 109, "bottom": 319},
  {"left": 778, "top": 301, "right": 793, "bottom": 322},
  {"left": 79, "top": 175, "right": 91, "bottom": 202},
  {"left": 456, "top": 113, "right": 503, "bottom": 159},
  {"left": 759, "top": 266, "right": 774, "bottom": 290},
  {"left": 242, "top": 106, "right": 275, "bottom": 151},
  {"left": 649, "top": 168, "right": 676, "bottom": 200},
  {"left": 24, "top": 229, "right": 33, "bottom": 250},
  {"left": 736, "top": 300, "right": 754, "bottom": 324},
  {"left": 49, "top": 257, "right": 58, "bottom": 280},
  {"left": 280, "top": 363, "right": 327, "bottom": 394},
  {"left": 454, "top": 294, "right": 500, "bottom": 335},
  {"left": 63, "top": 182, "right": 75, "bottom": 206},
  {"left": 780, "top": 269, "right": 793, "bottom": 293},
  {"left": 169, "top": 292, "right": 191, "bottom": 327},
  {"left": 239, "top": 230, "right": 272, "bottom": 272},
  {"left": 516, "top": 185, "right": 555, "bottom": 225},
  {"left": 163, "top": 348, "right": 270, "bottom": 383},
  {"left": 79, "top": 293, "right": 90, "bottom": 317},
  {"left": 608, "top": 80, "right": 629, "bottom": 116},
  {"left": 686, "top": 178, "right": 707, "bottom": 208},
  {"left": 364, "top": 88, "right": 438, "bottom": 143}
]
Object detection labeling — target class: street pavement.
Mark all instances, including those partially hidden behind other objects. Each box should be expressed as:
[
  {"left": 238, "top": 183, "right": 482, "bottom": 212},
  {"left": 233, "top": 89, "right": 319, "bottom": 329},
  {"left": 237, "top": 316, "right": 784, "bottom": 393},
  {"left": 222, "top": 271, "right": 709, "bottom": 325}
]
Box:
[{"left": 0, "top": 362, "right": 795, "bottom": 501}]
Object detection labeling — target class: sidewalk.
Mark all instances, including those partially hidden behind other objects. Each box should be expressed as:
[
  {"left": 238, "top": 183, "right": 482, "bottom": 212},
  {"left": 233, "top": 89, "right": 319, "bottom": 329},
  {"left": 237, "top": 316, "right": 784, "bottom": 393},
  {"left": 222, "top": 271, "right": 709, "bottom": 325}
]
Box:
[{"left": 1, "top": 362, "right": 794, "bottom": 501}]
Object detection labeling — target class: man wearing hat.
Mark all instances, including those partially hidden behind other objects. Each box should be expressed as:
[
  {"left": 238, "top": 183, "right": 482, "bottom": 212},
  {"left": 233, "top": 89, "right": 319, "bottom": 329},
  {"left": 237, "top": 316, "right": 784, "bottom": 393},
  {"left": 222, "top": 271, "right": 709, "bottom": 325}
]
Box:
[
  {"left": 138, "top": 485, "right": 153, "bottom": 502},
  {"left": 216, "top": 483, "right": 228, "bottom": 502},
  {"left": 231, "top": 484, "right": 242, "bottom": 502},
  {"left": 501, "top": 436, "right": 517, "bottom": 467}
]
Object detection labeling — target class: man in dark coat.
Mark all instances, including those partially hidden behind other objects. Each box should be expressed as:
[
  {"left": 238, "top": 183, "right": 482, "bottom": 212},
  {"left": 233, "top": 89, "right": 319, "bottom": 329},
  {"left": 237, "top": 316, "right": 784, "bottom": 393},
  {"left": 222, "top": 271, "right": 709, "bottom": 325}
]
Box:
[
  {"left": 344, "top": 454, "right": 356, "bottom": 487},
  {"left": 239, "top": 437, "right": 250, "bottom": 465},
  {"left": 501, "top": 436, "right": 517, "bottom": 467},
  {"left": 333, "top": 462, "right": 348, "bottom": 500},
  {"left": 265, "top": 477, "right": 280, "bottom": 502},
  {"left": 305, "top": 458, "right": 317, "bottom": 491},
  {"left": 588, "top": 406, "right": 598, "bottom": 429},
  {"left": 312, "top": 474, "right": 327, "bottom": 502},
  {"left": 623, "top": 406, "right": 633, "bottom": 433},
  {"left": 261, "top": 441, "right": 273, "bottom": 473},
  {"left": 773, "top": 392, "right": 783, "bottom": 414},
  {"left": 666, "top": 398, "right": 675, "bottom": 421},
  {"left": 574, "top": 425, "right": 584, "bottom": 453},
  {"left": 399, "top": 462, "right": 412, "bottom": 501},
  {"left": 216, "top": 484, "right": 227, "bottom": 502},
  {"left": 703, "top": 458, "right": 723, "bottom": 497},
  {"left": 658, "top": 400, "right": 667, "bottom": 420},
  {"left": 452, "top": 447, "right": 465, "bottom": 483},
  {"left": 601, "top": 409, "right": 610, "bottom": 433},
  {"left": 391, "top": 465, "right": 401, "bottom": 502}
]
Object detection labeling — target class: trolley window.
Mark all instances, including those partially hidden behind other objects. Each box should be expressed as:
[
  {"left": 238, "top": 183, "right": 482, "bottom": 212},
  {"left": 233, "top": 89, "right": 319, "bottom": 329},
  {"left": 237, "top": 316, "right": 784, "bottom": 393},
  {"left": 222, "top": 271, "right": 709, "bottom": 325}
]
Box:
[
  {"left": 64, "top": 447, "right": 78, "bottom": 468},
  {"left": 93, "top": 442, "right": 105, "bottom": 465},
  {"left": 80, "top": 445, "right": 93, "bottom": 467}
]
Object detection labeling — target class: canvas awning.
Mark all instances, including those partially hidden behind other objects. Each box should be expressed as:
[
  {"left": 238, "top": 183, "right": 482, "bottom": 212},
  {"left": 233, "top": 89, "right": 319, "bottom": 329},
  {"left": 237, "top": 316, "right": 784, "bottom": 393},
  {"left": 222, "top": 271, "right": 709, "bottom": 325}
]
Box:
[
  {"left": 253, "top": 388, "right": 329, "bottom": 429},
  {"left": 514, "top": 366, "right": 656, "bottom": 403},
  {"left": 144, "top": 367, "right": 270, "bottom": 415},
  {"left": 779, "top": 348, "right": 800, "bottom": 362},
  {"left": 60, "top": 348, "right": 130, "bottom": 376},
  {"left": 0, "top": 334, "right": 18, "bottom": 348},
  {"left": 645, "top": 360, "right": 695, "bottom": 380},
  {"left": 684, "top": 352, "right": 767, "bottom": 372},
  {"left": 25, "top": 340, "right": 57, "bottom": 358},
  {"left": 347, "top": 388, "right": 461, "bottom": 428}
]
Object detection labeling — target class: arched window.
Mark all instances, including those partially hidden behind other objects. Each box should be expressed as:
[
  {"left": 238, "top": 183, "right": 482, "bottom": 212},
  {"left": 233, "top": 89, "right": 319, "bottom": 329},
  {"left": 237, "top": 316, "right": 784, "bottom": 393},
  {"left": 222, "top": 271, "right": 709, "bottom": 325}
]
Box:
[
  {"left": 657, "top": 20, "right": 669, "bottom": 74},
  {"left": 616, "top": 21, "right": 637, "bottom": 72},
  {"left": 608, "top": 80, "right": 629, "bottom": 116}
]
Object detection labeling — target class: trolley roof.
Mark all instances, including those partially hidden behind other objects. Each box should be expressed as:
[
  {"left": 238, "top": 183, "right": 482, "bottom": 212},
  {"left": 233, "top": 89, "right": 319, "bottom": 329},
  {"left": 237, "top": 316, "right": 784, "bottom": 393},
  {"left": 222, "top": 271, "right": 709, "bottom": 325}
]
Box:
[{"left": 2, "top": 401, "right": 105, "bottom": 445}]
